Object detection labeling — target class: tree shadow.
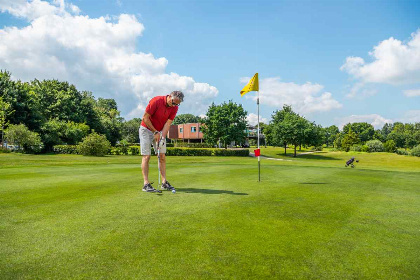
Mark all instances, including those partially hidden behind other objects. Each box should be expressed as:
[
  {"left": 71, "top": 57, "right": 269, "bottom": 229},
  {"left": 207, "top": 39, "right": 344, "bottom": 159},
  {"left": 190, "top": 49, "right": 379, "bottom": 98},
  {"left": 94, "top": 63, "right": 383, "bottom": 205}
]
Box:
[
  {"left": 177, "top": 188, "right": 248, "bottom": 195},
  {"left": 274, "top": 153, "right": 340, "bottom": 161}
]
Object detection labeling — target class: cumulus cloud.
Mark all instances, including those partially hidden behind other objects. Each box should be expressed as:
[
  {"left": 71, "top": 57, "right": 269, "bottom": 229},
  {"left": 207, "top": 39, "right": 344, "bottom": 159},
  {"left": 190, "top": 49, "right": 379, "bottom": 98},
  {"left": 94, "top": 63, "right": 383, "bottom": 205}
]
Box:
[
  {"left": 341, "top": 30, "right": 420, "bottom": 97},
  {"left": 0, "top": 0, "right": 218, "bottom": 118},
  {"left": 241, "top": 77, "right": 342, "bottom": 115},
  {"left": 401, "top": 110, "right": 420, "bottom": 123},
  {"left": 246, "top": 113, "right": 268, "bottom": 126},
  {"left": 337, "top": 114, "right": 393, "bottom": 130}
]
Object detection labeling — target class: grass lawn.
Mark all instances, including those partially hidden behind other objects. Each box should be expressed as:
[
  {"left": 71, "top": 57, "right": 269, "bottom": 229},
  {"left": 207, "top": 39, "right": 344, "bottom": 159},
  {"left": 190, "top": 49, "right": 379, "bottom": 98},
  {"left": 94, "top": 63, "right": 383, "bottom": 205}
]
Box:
[{"left": 1, "top": 152, "right": 420, "bottom": 279}]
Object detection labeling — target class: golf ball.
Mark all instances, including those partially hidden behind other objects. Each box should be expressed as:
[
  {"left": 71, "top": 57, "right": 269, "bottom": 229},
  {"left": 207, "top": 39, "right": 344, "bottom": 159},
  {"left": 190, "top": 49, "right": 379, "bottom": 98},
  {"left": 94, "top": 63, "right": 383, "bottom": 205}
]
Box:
[{"left": 172, "top": 189, "right": 176, "bottom": 193}]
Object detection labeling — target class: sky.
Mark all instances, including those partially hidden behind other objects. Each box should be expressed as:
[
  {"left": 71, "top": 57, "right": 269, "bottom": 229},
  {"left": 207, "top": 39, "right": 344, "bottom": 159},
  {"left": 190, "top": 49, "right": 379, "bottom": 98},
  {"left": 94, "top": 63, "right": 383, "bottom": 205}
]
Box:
[{"left": 0, "top": 0, "right": 419, "bottom": 129}]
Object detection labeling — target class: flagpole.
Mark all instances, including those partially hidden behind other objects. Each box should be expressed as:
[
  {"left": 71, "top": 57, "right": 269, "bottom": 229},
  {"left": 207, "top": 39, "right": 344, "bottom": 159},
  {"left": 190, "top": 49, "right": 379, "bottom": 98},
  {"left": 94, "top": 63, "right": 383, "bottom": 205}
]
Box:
[{"left": 257, "top": 90, "right": 260, "bottom": 182}]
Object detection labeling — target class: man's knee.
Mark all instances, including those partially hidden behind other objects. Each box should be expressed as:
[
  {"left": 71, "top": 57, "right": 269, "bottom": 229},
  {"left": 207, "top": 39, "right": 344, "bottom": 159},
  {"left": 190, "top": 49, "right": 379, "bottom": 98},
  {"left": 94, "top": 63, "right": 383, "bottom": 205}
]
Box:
[{"left": 142, "top": 155, "right": 151, "bottom": 163}]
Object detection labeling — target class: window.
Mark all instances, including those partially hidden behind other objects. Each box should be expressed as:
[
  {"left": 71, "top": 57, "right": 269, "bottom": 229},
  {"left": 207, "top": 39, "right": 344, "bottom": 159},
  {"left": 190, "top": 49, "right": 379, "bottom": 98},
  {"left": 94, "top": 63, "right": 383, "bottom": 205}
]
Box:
[
  {"left": 180, "top": 128, "right": 183, "bottom": 133},
  {"left": 191, "top": 126, "right": 196, "bottom": 132},
  {"left": 199, "top": 126, "right": 202, "bottom": 132}
]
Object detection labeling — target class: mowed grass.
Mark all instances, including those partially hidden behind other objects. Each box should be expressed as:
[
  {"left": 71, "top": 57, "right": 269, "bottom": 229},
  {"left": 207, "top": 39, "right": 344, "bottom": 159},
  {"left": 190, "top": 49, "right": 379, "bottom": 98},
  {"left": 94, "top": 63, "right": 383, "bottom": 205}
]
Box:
[{"left": 1, "top": 152, "right": 419, "bottom": 279}]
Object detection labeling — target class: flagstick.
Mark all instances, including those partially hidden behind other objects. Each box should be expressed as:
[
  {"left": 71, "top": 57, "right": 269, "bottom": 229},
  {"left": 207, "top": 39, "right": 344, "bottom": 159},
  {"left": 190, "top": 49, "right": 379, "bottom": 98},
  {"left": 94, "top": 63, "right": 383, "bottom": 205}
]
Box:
[{"left": 257, "top": 90, "right": 260, "bottom": 182}]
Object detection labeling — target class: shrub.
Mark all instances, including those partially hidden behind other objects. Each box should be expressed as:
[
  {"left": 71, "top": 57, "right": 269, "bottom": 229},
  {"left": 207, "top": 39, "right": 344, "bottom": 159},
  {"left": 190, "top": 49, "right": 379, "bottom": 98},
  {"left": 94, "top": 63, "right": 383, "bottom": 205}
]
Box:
[
  {"left": 129, "top": 146, "right": 140, "bottom": 155},
  {"left": 396, "top": 149, "right": 409, "bottom": 156},
  {"left": 77, "top": 132, "right": 111, "bottom": 156},
  {"left": 53, "top": 145, "right": 79, "bottom": 154},
  {"left": 174, "top": 142, "right": 212, "bottom": 148},
  {"left": 350, "top": 145, "right": 362, "bottom": 152},
  {"left": 411, "top": 145, "right": 420, "bottom": 157},
  {"left": 384, "top": 140, "right": 397, "bottom": 153},
  {"left": 213, "top": 149, "right": 250, "bottom": 157},
  {"left": 0, "top": 147, "right": 11, "bottom": 153},
  {"left": 365, "top": 140, "right": 384, "bottom": 152},
  {"left": 310, "top": 146, "right": 323, "bottom": 151},
  {"left": 361, "top": 145, "right": 370, "bottom": 152}
]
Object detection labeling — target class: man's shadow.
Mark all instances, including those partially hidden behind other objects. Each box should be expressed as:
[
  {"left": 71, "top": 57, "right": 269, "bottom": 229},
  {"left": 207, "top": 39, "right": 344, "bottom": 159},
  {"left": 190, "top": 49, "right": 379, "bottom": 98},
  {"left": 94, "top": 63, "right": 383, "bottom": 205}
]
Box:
[{"left": 176, "top": 188, "right": 248, "bottom": 195}]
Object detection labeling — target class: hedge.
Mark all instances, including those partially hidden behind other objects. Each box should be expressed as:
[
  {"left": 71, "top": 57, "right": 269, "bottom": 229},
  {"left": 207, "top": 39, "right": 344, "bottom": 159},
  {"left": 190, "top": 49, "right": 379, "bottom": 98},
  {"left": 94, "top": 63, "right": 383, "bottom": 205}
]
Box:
[
  {"left": 53, "top": 145, "right": 249, "bottom": 157},
  {"left": 53, "top": 145, "right": 79, "bottom": 154}
]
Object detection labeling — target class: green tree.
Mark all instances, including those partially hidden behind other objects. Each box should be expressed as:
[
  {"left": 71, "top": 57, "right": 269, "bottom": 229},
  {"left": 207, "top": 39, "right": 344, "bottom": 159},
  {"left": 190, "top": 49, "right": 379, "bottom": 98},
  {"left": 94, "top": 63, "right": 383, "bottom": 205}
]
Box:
[
  {"left": 203, "top": 101, "right": 247, "bottom": 148},
  {"left": 173, "top": 114, "right": 201, "bottom": 125},
  {"left": 4, "top": 124, "right": 43, "bottom": 153},
  {"left": 122, "top": 118, "right": 141, "bottom": 143},
  {"left": 324, "top": 125, "right": 339, "bottom": 147},
  {"left": 269, "top": 105, "right": 296, "bottom": 154},
  {"left": 343, "top": 122, "right": 374, "bottom": 143},
  {"left": 341, "top": 128, "right": 358, "bottom": 151},
  {"left": 0, "top": 97, "right": 14, "bottom": 146}
]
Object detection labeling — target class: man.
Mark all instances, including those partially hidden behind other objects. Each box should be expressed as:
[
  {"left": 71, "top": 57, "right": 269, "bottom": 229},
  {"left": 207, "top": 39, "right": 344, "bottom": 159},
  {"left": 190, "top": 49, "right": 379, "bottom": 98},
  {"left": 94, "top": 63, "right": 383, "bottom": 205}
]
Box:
[{"left": 139, "top": 91, "right": 184, "bottom": 193}]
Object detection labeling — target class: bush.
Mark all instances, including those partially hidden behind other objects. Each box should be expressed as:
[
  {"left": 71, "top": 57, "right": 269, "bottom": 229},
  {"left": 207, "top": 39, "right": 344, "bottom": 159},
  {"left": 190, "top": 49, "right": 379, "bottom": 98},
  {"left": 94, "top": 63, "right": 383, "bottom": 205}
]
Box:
[
  {"left": 166, "top": 148, "right": 212, "bottom": 156},
  {"left": 310, "top": 146, "right": 323, "bottom": 151},
  {"left": 361, "top": 145, "right": 370, "bottom": 153},
  {"left": 365, "top": 140, "right": 384, "bottom": 152},
  {"left": 129, "top": 146, "right": 140, "bottom": 155},
  {"left": 396, "top": 148, "right": 410, "bottom": 156},
  {"left": 350, "top": 145, "right": 362, "bottom": 152},
  {"left": 411, "top": 145, "right": 420, "bottom": 157},
  {"left": 174, "top": 142, "right": 212, "bottom": 148},
  {"left": 384, "top": 140, "right": 397, "bottom": 153},
  {"left": 0, "top": 146, "right": 11, "bottom": 153},
  {"left": 213, "top": 149, "right": 250, "bottom": 157},
  {"left": 77, "top": 132, "right": 111, "bottom": 156},
  {"left": 53, "top": 145, "right": 79, "bottom": 154}
]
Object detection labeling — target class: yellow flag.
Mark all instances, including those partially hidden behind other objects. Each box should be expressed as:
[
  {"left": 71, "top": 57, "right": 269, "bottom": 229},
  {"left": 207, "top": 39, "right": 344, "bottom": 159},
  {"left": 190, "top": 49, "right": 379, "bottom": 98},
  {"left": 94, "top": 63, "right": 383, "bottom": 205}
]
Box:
[{"left": 240, "top": 73, "right": 259, "bottom": 96}]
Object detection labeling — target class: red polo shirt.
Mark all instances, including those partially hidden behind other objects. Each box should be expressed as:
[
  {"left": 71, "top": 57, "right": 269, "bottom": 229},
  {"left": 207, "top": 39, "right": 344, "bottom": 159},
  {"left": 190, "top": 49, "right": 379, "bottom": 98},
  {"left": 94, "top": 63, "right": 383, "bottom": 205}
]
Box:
[{"left": 141, "top": 95, "right": 178, "bottom": 131}]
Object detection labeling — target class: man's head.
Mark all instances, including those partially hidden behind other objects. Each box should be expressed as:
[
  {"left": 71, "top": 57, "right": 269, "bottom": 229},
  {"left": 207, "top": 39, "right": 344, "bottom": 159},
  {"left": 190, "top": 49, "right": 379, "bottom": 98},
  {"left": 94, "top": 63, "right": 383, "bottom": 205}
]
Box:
[{"left": 168, "top": 91, "right": 184, "bottom": 107}]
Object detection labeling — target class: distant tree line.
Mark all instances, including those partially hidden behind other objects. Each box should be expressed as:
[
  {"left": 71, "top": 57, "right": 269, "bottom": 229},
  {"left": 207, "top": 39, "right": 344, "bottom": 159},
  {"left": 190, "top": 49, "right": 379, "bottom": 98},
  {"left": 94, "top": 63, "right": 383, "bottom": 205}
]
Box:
[
  {"left": 0, "top": 70, "right": 140, "bottom": 152},
  {"left": 263, "top": 105, "right": 420, "bottom": 156}
]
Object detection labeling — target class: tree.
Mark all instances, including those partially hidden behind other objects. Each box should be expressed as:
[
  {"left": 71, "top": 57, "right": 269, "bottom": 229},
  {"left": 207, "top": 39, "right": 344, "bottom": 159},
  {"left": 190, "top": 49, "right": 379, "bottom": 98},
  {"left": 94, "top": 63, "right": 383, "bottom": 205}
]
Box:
[
  {"left": 4, "top": 124, "right": 43, "bottom": 153},
  {"left": 269, "top": 105, "right": 296, "bottom": 154},
  {"left": 173, "top": 114, "right": 201, "bottom": 125},
  {"left": 0, "top": 97, "right": 14, "bottom": 146},
  {"left": 343, "top": 122, "right": 374, "bottom": 143},
  {"left": 122, "top": 118, "right": 141, "bottom": 143},
  {"left": 341, "top": 128, "right": 358, "bottom": 151},
  {"left": 324, "top": 125, "right": 339, "bottom": 147},
  {"left": 203, "top": 101, "right": 247, "bottom": 148}
]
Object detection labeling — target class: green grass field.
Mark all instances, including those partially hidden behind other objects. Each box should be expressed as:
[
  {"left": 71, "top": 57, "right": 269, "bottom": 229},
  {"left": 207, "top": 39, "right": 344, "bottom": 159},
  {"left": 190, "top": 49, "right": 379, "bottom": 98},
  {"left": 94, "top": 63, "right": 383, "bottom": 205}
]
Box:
[{"left": 1, "top": 151, "right": 420, "bottom": 279}]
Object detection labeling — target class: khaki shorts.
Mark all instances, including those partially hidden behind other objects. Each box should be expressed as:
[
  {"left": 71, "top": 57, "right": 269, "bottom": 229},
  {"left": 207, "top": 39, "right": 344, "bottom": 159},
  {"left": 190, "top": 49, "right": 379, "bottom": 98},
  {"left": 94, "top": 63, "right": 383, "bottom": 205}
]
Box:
[{"left": 139, "top": 126, "right": 166, "bottom": 155}]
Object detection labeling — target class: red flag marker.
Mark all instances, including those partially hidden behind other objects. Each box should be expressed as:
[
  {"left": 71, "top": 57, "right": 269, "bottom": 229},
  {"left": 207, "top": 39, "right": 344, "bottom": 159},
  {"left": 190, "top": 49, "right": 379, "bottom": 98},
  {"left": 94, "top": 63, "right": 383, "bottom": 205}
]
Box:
[{"left": 254, "top": 149, "right": 260, "bottom": 157}]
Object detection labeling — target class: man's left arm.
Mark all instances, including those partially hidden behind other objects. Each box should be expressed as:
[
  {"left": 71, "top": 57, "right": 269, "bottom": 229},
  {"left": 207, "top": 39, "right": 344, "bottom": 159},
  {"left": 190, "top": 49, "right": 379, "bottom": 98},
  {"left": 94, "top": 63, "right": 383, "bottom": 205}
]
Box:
[{"left": 161, "top": 119, "right": 173, "bottom": 139}]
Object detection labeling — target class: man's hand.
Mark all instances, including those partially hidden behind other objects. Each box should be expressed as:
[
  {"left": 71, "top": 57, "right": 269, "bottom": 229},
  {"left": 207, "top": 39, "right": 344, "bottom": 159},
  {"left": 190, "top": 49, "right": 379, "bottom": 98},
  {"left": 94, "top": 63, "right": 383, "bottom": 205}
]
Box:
[{"left": 154, "top": 131, "right": 161, "bottom": 144}]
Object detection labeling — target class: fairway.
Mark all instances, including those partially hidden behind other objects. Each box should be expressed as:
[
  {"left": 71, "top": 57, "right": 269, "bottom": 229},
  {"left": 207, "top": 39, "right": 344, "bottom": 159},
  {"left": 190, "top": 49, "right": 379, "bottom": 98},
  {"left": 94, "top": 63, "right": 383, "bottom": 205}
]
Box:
[{"left": 1, "top": 152, "right": 420, "bottom": 279}]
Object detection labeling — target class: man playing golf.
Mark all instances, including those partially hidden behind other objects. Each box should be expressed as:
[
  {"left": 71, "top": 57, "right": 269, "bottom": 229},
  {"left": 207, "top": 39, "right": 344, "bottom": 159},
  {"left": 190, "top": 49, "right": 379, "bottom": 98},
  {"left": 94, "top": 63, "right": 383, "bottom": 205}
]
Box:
[{"left": 139, "top": 91, "right": 184, "bottom": 193}]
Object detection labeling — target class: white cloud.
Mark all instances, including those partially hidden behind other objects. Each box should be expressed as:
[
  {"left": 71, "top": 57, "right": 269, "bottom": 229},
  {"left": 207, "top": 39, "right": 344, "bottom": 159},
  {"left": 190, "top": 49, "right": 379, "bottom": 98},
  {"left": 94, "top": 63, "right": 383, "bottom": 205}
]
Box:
[
  {"left": 242, "top": 77, "right": 342, "bottom": 114},
  {"left": 0, "top": 0, "right": 218, "bottom": 118},
  {"left": 341, "top": 30, "right": 420, "bottom": 97},
  {"left": 403, "top": 89, "right": 420, "bottom": 97},
  {"left": 247, "top": 113, "right": 268, "bottom": 126},
  {"left": 337, "top": 114, "right": 393, "bottom": 130},
  {"left": 401, "top": 110, "right": 420, "bottom": 123}
]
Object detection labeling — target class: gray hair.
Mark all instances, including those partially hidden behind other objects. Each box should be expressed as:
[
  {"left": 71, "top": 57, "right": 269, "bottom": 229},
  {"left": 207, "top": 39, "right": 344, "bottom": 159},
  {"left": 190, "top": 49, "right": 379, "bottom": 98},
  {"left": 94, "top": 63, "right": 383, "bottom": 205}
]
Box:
[{"left": 170, "top": 91, "right": 184, "bottom": 102}]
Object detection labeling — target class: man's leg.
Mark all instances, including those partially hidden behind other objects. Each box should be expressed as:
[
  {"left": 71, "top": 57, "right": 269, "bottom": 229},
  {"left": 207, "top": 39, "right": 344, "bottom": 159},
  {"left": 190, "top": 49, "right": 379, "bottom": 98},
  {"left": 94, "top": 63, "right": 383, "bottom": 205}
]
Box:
[{"left": 142, "top": 155, "right": 151, "bottom": 185}]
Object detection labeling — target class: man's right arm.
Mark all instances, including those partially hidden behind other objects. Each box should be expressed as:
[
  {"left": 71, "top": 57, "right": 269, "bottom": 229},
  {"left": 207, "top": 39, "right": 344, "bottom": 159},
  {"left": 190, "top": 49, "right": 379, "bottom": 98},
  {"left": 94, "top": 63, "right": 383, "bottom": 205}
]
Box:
[{"left": 142, "top": 112, "right": 161, "bottom": 142}]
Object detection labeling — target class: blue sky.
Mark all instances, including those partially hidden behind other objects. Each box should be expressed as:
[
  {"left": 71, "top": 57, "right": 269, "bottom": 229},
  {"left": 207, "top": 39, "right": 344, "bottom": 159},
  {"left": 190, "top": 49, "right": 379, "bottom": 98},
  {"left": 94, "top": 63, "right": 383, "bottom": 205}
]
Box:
[{"left": 1, "top": 0, "right": 419, "bottom": 128}]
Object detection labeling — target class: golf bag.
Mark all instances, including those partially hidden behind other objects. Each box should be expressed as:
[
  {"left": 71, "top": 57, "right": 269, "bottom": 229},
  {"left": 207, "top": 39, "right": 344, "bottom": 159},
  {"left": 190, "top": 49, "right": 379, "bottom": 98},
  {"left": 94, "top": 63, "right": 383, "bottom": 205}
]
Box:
[{"left": 345, "top": 157, "right": 359, "bottom": 168}]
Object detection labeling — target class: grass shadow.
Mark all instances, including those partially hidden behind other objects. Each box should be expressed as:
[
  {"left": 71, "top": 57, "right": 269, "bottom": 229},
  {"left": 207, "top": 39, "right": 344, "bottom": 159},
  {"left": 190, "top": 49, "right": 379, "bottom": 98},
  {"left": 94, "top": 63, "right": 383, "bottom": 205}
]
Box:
[
  {"left": 299, "top": 182, "right": 329, "bottom": 185},
  {"left": 177, "top": 188, "right": 248, "bottom": 195}
]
